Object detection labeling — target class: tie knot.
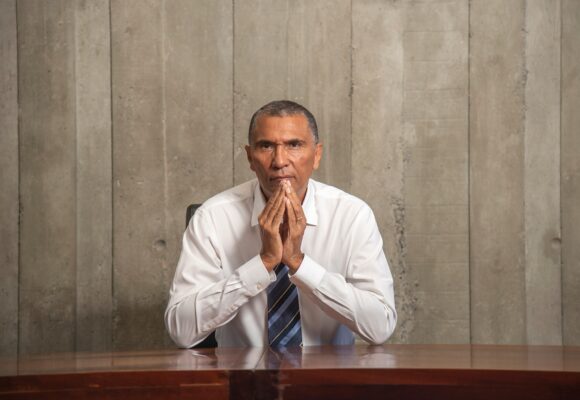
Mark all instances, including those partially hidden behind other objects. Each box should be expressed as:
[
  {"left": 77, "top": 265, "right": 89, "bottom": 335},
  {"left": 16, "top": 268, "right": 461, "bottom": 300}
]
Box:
[{"left": 274, "top": 263, "right": 287, "bottom": 274}]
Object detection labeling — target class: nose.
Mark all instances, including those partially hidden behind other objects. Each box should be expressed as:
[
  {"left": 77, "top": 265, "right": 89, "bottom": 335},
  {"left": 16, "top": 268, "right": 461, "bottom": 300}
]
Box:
[{"left": 272, "top": 144, "right": 289, "bottom": 169}]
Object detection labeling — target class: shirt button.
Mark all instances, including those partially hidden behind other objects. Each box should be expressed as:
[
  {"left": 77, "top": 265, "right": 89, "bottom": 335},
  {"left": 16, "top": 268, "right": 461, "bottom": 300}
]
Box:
[{"left": 256, "top": 283, "right": 262, "bottom": 290}]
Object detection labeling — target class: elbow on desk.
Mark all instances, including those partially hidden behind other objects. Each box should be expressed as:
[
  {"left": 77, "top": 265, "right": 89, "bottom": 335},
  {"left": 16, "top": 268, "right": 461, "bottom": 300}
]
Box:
[
  {"left": 165, "top": 320, "right": 202, "bottom": 349},
  {"left": 363, "top": 325, "right": 395, "bottom": 346},
  {"left": 171, "top": 334, "right": 195, "bottom": 349},
  {"left": 359, "top": 307, "right": 397, "bottom": 345},
  {"left": 164, "top": 304, "right": 200, "bottom": 349}
]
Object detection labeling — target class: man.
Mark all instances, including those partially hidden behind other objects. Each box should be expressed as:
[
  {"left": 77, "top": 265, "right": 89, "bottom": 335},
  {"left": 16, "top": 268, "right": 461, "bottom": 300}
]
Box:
[{"left": 165, "top": 100, "right": 396, "bottom": 347}]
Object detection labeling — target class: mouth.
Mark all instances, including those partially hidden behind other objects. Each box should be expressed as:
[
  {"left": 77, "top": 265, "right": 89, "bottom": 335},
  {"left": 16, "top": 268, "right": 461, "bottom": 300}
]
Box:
[{"left": 269, "top": 176, "right": 294, "bottom": 183}]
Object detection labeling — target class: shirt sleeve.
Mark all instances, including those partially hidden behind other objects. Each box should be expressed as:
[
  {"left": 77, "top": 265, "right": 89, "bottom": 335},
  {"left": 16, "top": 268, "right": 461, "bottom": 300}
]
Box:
[
  {"left": 164, "top": 208, "right": 273, "bottom": 348},
  {"left": 290, "top": 204, "right": 397, "bottom": 345}
]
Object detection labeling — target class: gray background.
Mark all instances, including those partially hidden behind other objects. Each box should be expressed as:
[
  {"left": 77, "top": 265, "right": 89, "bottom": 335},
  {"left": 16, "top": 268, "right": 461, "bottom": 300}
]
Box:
[{"left": 1, "top": 0, "right": 579, "bottom": 356}]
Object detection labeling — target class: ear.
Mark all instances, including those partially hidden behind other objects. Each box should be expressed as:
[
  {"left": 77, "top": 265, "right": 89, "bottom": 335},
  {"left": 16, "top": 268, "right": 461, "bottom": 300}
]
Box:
[
  {"left": 313, "top": 143, "right": 323, "bottom": 170},
  {"left": 245, "top": 145, "right": 256, "bottom": 172}
]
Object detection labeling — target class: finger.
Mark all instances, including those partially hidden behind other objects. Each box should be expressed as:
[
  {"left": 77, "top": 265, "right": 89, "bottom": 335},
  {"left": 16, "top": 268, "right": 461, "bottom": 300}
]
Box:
[
  {"left": 266, "top": 183, "right": 284, "bottom": 210},
  {"left": 262, "top": 189, "right": 285, "bottom": 232},
  {"left": 269, "top": 186, "right": 286, "bottom": 224},
  {"left": 284, "top": 197, "right": 297, "bottom": 228},
  {"left": 285, "top": 183, "right": 306, "bottom": 222},
  {"left": 285, "top": 201, "right": 304, "bottom": 240},
  {"left": 261, "top": 184, "right": 284, "bottom": 222}
]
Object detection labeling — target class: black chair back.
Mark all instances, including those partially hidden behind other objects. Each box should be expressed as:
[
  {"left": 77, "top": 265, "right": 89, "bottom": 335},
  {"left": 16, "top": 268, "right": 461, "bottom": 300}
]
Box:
[{"left": 186, "top": 204, "right": 201, "bottom": 227}]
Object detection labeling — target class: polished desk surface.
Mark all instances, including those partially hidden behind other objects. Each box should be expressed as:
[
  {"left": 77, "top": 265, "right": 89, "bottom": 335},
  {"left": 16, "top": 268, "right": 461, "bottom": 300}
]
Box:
[
  {"left": 1, "top": 345, "right": 580, "bottom": 399},
  {"left": 2, "top": 344, "right": 580, "bottom": 375}
]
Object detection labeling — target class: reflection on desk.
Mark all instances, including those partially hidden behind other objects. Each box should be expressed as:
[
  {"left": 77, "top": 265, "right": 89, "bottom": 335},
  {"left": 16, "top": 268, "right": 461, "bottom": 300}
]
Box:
[
  {"left": 262, "top": 344, "right": 580, "bottom": 371},
  {"left": 1, "top": 344, "right": 579, "bottom": 399}
]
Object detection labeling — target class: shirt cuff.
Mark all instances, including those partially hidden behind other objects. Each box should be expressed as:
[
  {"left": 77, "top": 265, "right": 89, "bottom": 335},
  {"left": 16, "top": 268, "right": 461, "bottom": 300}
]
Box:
[
  {"left": 238, "top": 254, "right": 276, "bottom": 295},
  {"left": 289, "top": 254, "right": 326, "bottom": 291}
]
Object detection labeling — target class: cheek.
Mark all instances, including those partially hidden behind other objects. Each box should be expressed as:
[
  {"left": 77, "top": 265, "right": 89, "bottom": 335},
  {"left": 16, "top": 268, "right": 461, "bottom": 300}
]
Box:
[
  {"left": 251, "top": 156, "right": 268, "bottom": 171},
  {"left": 295, "top": 154, "right": 315, "bottom": 169},
  {"left": 292, "top": 153, "right": 308, "bottom": 164}
]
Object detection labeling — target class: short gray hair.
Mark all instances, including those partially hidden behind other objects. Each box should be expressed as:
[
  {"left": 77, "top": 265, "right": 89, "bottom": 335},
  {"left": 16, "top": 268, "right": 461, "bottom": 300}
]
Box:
[{"left": 248, "top": 100, "right": 319, "bottom": 144}]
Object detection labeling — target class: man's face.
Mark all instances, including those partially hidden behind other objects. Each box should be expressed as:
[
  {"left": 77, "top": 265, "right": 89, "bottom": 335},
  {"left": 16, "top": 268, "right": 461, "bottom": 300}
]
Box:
[{"left": 245, "top": 114, "right": 322, "bottom": 201}]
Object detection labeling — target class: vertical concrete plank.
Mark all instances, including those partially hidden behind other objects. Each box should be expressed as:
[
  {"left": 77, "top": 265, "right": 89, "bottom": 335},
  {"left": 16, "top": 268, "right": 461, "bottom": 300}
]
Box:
[
  {"left": 74, "top": 0, "right": 113, "bottom": 352},
  {"left": 0, "top": 0, "right": 18, "bottom": 356},
  {"left": 562, "top": 0, "right": 580, "bottom": 346},
  {"left": 402, "top": 0, "right": 470, "bottom": 344},
  {"left": 469, "top": 0, "right": 526, "bottom": 344},
  {"left": 351, "top": 0, "right": 408, "bottom": 342},
  {"left": 234, "top": 0, "right": 351, "bottom": 191},
  {"left": 18, "top": 0, "right": 77, "bottom": 354},
  {"left": 286, "top": 0, "right": 351, "bottom": 191},
  {"left": 111, "top": 0, "right": 165, "bottom": 350},
  {"left": 163, "top": 0, "right": 233, "bottom": 344},
  {"left": 234, "top": 0, "right": 289, "bottom": 184},
  {"left": 112, "top": 0, "right": 233, "bottom": 350},
  {"left": 524, "top": 0, "right": 561, "bottom": 345}
]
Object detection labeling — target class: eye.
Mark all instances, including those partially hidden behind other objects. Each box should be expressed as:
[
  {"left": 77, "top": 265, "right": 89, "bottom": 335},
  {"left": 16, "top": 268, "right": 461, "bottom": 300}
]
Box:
[
  {"left": 256, "top": 142, "right": 274, "bottom": 150},
  {"left": 287, "top": 140, "right": 304, "bottom": 149}
]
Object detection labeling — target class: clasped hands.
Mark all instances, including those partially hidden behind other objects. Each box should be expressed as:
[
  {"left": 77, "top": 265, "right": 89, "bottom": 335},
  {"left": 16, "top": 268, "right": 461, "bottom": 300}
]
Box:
[{"left": 259, "top": 180, "right": 306, "bottom": 273}]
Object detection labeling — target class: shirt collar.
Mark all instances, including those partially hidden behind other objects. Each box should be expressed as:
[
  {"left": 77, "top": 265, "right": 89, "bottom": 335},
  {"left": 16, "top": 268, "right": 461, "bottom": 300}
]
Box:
[{"left": 250, "top": 179, "right": 319, "bottom": 227}]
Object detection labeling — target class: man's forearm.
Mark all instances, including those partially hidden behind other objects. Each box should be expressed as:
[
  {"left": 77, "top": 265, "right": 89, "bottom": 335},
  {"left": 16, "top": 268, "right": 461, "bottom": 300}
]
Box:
[
  {"left": 290, "top": 255, "right": 397, "bottom": 345},
  {"left": 165, "top": 255, "right": 272, "bottom": 348}
]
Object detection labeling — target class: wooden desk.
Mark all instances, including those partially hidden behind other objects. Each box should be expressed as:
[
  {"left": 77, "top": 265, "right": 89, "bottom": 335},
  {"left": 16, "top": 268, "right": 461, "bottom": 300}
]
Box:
[
  {"left": 1, "top": 345, "right": 579, "bottom": 399},
  {"left": 0, "top": 348, "right": 262, "bottom": 399},
  {"left": 257, "top": 345, "right": 580, "bottom": 399}
]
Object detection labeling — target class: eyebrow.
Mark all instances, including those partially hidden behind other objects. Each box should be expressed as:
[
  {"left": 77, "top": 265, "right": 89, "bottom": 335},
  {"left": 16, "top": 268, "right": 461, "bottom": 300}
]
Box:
[
  {"left": 253, "top": 139, "right": 306, "bottom": 146},
  {"left": 252, "top": 140, "right": 272, "bottom": 148}
]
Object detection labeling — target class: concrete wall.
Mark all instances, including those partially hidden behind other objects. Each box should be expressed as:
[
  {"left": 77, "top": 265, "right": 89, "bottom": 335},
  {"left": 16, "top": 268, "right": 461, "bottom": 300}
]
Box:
[{"left": 0, "top": 0, "right": 578, "bottom": 355}]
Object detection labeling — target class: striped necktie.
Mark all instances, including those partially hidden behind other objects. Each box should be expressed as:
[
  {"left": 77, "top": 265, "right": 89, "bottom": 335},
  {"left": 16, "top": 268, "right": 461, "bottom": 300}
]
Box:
[{"left": 267, "top": 263, "right": 302, "bottom": 347}]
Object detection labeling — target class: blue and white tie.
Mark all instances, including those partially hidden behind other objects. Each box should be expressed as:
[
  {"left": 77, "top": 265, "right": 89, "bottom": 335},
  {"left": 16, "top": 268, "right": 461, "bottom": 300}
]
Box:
[{"left": 267, "top": 263, "right": 302, "bottom": 347}]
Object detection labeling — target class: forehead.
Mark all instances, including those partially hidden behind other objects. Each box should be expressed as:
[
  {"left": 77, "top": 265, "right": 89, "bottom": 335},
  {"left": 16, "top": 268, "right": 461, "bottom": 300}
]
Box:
[{"left": 252, "top": 114, "right": 312, "bottom": 142}]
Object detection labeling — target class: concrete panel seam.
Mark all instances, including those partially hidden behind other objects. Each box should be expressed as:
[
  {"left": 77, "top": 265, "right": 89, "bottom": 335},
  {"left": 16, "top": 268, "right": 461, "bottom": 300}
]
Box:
[
  {"left": 73, "top": 0, "right": 80, "bottom": 353},
  {"left": 108, "top": 0, "right": 115, "bottom": 319},
  {"left": 232, "top": 0, "right": 236, "bottom": 188},
  {"left": 161, "top": 0, "right": 169, "bottom": 281},
  {"left": 349, "top": 0, "right": 353, "bottom": 192},
  {"left": 559, "top": 0, "right": 564, "bottom": 341},
  {"left": 14, "top": 0, "right": 21, "bottom": 357},
  {"left": 467, "top": 0, "right": 472, "bottom": 345}
]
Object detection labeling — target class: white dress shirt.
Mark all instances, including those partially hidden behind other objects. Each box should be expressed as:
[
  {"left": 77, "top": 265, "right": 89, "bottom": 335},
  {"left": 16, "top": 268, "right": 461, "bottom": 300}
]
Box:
[{"left": 165, "top": 179, "right": 396, "bottom": 347}]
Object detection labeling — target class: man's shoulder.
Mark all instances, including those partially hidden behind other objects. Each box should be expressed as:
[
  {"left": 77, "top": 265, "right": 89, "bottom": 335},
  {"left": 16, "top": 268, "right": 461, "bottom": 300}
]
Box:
[
  {"left": 311, "top": 180, "right": 379, "bottom": 231},
  {"left": 311, "top": 179, "right": 368, "bottom": 210},
  {"left": 199, "top": 179, "right": 257, "bottom": 213}
]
